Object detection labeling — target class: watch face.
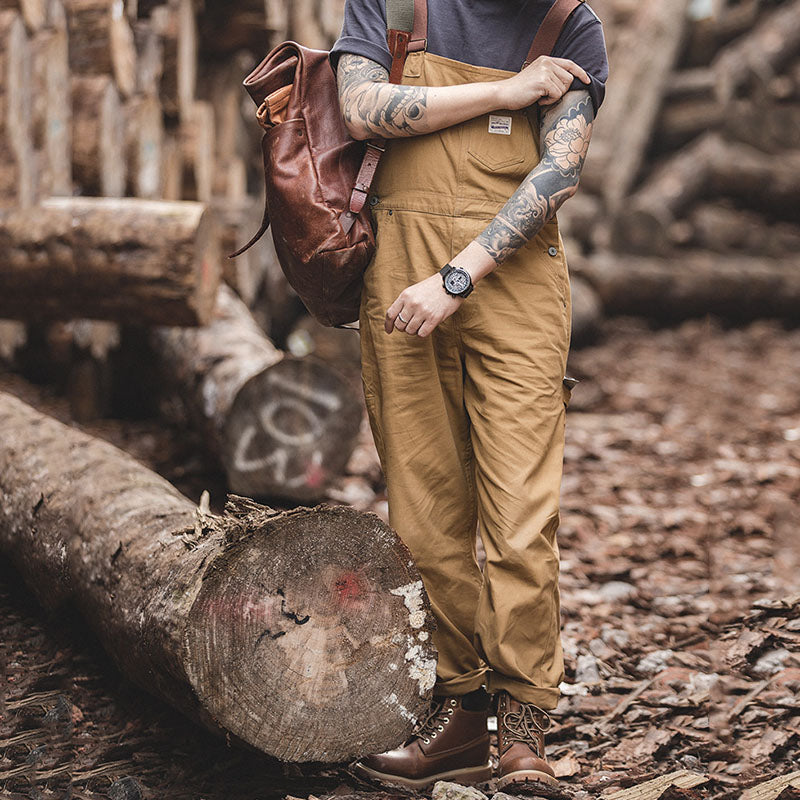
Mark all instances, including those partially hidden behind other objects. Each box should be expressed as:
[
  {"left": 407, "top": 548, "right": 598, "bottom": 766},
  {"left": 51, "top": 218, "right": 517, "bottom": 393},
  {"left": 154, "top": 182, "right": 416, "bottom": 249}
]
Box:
[{"left": 445, "top": 268, "right": 471, "bottom": 295}]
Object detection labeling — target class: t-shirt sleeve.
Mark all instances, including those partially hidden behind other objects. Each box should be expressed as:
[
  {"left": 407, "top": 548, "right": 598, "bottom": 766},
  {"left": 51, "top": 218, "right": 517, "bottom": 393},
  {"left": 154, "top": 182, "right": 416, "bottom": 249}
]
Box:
[
  {"left": 552, "top": 12, "right": 609, "bottom": 116},
  {"left": 329, "top": 0, "right": 392, "bottom": 76}
]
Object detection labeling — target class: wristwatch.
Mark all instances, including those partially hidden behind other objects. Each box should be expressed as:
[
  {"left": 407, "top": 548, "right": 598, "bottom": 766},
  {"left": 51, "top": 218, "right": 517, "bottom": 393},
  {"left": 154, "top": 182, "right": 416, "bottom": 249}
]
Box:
[{"left": 440, "top": 263, "right": 474, "bottom": 298}]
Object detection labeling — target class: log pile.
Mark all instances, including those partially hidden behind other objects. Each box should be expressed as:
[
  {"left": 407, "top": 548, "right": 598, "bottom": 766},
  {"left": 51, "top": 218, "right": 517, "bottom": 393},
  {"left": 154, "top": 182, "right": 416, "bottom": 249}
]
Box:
[
  {"left": 0, "top": 0, "right": 367, "bottom": 500},
  {"left": 563, "top": 0, "right": 800, "bottom": 324}
]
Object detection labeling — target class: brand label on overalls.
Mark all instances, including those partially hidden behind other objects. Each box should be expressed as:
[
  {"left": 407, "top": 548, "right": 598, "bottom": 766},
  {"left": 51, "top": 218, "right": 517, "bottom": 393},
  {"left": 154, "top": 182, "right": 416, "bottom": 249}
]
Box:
[{"left": 488, "top": 115, "right": 512, "bottom": 135}]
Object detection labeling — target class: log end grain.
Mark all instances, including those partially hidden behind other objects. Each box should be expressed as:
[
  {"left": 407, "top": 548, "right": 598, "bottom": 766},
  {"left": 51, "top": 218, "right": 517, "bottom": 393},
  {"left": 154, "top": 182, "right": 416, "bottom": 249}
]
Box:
[
  {"left": 184, "top": 504, "right": 436, "bottom": 762},
  {"left": 222, "top": 357, "right": 363, "bottom": 502}
]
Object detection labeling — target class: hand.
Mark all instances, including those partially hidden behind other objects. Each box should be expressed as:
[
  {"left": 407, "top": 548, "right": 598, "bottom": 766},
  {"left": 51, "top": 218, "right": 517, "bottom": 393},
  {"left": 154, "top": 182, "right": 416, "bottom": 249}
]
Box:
[
  {"left": 385, "top": 274, "right": 463, "bottom": 337},
  {"left": 499, "top": 56, "right": 590, "bottom": 110}
]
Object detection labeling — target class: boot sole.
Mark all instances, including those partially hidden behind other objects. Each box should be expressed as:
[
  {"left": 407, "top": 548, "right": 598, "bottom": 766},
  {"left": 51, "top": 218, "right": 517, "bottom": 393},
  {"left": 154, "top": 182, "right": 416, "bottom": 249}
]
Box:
[
  {"left": 497, "top": 770, "right": 559, "bottom": 789},
  {"left": 352, "top": 761, "right": 493, "bottom": 790}
]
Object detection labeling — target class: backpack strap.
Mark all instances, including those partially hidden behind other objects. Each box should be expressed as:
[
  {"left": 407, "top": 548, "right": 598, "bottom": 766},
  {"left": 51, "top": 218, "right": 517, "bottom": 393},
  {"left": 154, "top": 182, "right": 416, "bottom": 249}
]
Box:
[
  {"left": 524, "top": 0, "right": 585, "bottom": 67},
  {"left": 341, "top": 0, "right": 419, "bottom": 234}
]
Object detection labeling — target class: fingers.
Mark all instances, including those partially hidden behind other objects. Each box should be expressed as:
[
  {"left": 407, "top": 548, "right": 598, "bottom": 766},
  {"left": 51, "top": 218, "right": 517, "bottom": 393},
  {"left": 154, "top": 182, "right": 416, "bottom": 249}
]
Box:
[
  {"left": 549, "top": 56, "right": 591, "bottom": 84},
  {"left": 384, "top": 299, "right": 404, "bottom": 333}
]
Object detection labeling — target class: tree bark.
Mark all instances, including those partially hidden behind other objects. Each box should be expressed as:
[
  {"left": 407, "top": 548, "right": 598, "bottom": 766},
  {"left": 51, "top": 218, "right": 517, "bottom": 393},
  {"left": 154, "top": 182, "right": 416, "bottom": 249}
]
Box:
[
  {"left": 0, "top": 197, "right": 221, "bottom": 326},
  {"left": 70, "top": 74, "right": 126, "bottom": 196},
  {"left": 0, "top": 390, "right": 435, "bottom": 762},
  {"left": 676, "top": 204, "right": 800, "bottom": 257},
  {"left": 0, "top": 10, "right": 35, "bottom": 209},
  {"left": 589, "top": 0, "right": 691, "bottom": 212},
  {"left": 153, "top": 285, "right": 363, "bottom": 502},
  {"left": 614, "top": 134, "right": 800, "bottom": 253},
  {"left": 713, "top": 0, "right": 800, "bottom": 104},
  {"left": 573, "top": 251, "right": 800, "bottom": 322}
]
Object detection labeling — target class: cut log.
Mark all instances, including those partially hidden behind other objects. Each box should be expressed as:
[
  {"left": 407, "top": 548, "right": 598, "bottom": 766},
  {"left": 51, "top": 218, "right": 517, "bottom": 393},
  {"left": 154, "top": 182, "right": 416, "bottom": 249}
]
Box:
[
  {"left": 0, "top": 320, "right": 26, "bottom": 362},
  {"left": 655, "top": 95, "right": 725, "bottom": 152},
  {"left": 63, "top": 0, "right": 137, "bottom": 97},
  {"left": 288, "top": 0, "right": 326, "bottom": 49},
  {"left": 30, "top": 0, "right": 71, "bottom": 198},
  {"left": 0, "top": 197, "right": 221, "bottom": 326},
  {"left": 713, "top": 0, "right": 800, "bottom": 103},
  {"left": 265, "top": 0, "right": 289, "bottom": 42},
  {"left": 151, "top": 0, "right": 196, "bottom": 119},
  {"left": 125, "top": 92, "right": 163, "bottom": 198},
  {"left": 159, "top": 128, "right": 183, "bottom": 200},
  {"left": 179, "top": 99, "right": 216, "bottom": 202},
  {"left": 215, "top": 197, "right": 270, "bottom": 307},
  {"left": 197, "top": 0, "right": 274, "bottom": 55},
  {"left": 0, "top": 390, "right": 435, "bottom": 762},
  {"left": 555, "top": 192, "right": 603, "bottom": 248},
  {"left": 131, "top": 16, "right": 163, "bottom": 96},
  {"left": 573, "top": 251, "right": 800, "bottom": 322},
  {"left": 589, "top": 0, "right": 691, "bottom": 212},
  {"left": 153, "top": 285, "right": 363, "bottom": 502},
  {"left": 70, "top": 74, "right": 126, "bottom": 196},
  {"left": 725, "top": 98, "right": 800, "bottom": 155},
  {"left": 0, "top": 10, "right": 35, "bottom": 209},
  {"left": 286, "top": 313, "right": 363, "bottom": 384},
  {"left": 0, "top": 0, "right": 46, "bottom": 30},
  {"left": 614, "top": 135, "right": 800, "bottom": 253},
  {"left": 676, "top": 205, "right": 800, "bottom": 257},
  {"left": 569, "top": 274, "right": 603, "bottom": 348}
]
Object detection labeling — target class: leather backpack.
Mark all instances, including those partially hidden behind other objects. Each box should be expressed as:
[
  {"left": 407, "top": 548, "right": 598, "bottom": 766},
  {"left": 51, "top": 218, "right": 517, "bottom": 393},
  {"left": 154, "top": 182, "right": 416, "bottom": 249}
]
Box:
[{"left": 228, "top": 0, "right": 586, "bottom": 328}]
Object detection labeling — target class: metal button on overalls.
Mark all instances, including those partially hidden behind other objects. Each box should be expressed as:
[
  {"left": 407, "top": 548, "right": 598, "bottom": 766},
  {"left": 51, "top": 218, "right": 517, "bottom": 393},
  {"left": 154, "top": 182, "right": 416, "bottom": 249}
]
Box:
[{"left": 359, "top": 48, "right": 572, "bottom": 710}]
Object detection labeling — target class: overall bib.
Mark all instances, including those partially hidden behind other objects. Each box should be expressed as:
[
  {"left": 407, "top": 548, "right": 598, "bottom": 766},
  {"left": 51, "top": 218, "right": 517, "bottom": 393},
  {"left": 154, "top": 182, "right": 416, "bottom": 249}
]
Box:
[{"left": 360, "top": 47, "right": 573, "bottom": 710}]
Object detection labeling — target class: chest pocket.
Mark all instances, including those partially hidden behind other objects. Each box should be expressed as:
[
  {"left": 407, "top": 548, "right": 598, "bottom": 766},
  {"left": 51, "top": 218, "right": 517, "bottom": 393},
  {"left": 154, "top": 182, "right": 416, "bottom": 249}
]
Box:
[{"left": 466, "top": 108, "right": 539, "bottom": 173}]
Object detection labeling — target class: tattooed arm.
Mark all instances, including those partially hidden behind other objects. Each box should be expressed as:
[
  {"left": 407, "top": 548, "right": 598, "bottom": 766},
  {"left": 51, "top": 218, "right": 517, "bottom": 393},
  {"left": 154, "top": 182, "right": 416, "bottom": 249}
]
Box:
[
  {"left": 474, "top": 89, "right": 594, "bottom": 265},
  {"left": 336, "top": 53, "right": 590, "bottom": 141},
  {"left": 384, "top": 90, "right": 594, "bottom": 338}
]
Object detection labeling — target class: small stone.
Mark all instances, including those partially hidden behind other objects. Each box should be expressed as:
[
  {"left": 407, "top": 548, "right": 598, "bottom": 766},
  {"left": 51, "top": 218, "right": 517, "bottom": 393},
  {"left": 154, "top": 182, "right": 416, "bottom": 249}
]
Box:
[
  {"left": 432, "top": 781, "right": 489, "bottom": 800},
  {"left": 575, "top": 653, "right": 602, "bottom": 684},
  {"left": 637, "top": 649, "right": 675, "bottom": 676}
]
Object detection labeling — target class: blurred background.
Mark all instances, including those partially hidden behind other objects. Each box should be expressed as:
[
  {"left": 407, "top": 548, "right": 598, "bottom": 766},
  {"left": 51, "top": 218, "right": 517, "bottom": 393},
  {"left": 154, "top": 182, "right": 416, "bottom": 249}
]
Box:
[{"left": 0, "top": 0, "right": 799, "bottom": 798}]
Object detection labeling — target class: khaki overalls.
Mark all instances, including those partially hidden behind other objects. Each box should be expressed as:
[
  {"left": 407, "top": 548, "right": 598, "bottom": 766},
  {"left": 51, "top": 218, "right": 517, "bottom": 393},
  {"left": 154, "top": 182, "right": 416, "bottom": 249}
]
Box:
[{"left": 360, "top": 47, "right": 573, "bottom": 710}]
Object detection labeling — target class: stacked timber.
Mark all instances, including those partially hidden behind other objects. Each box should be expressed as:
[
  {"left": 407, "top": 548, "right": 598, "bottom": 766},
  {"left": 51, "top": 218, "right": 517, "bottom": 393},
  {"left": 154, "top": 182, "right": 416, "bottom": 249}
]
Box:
[
  {"left": 0, "top": 0, "right": 370, "bottom": 497},
  {"left": 561, "top": 0, "right": 800, "bottom": 323}
]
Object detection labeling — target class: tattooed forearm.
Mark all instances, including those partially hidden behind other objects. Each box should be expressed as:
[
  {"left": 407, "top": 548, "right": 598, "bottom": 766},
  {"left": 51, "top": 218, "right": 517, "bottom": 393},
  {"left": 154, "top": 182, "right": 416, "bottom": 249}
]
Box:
[
  {"left": 337, "top": 53, "right": 429, "bottom": 139},
  {"left": 477, "top": 90, "right": 594, "bottom": 264}
]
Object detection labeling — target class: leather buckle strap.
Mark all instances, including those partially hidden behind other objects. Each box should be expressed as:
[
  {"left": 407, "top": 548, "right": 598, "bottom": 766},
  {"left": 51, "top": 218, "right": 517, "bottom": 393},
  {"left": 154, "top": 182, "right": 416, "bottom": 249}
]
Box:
[
  {"left": 524, "top": 0, "right": 585, "bottom": 67},
  {"left": 344, "top": 3, "right": 417, "bottom": 233}
]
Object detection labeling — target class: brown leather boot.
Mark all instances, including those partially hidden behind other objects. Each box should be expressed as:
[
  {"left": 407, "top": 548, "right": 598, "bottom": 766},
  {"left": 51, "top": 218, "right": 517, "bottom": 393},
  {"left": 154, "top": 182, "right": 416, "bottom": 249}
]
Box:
[
  {"left": 352, "top": 691, "right": 492, "bottom": 790},
  {"left": 495, "top": 691, "right": 558, "bottom": 789}
]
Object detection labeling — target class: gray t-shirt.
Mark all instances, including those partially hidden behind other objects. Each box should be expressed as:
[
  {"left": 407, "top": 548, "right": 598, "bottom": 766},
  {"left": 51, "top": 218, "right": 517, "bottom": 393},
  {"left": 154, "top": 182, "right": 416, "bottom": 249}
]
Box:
[{"left": 329, "top": 0, "right": 609, "bottom": 114}]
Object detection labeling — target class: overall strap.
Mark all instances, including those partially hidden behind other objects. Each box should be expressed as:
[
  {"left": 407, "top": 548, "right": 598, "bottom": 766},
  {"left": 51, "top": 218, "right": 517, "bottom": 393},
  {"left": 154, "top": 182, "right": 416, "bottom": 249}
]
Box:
[
  {"left": 524, "top": 0, "right": 585, "bottom": 67},
  {"left": 341, "top": 0, "right": 421, "bottom": 233}
]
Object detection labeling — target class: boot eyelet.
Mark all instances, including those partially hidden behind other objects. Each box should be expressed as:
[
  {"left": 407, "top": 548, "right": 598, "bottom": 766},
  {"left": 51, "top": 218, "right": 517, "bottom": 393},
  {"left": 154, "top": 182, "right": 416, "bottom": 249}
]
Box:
[
  {"left": 449, "top": 699, "right": 457, "bottom": 706},
  {"left": 437, "top": 725, "right": 444, "bottom": 731},
  {"left": 447, "top": 708, "right": 454, "bottom": 714},
  {"left": 431, "top": 732, "right": 437, "bottom": 738},
  {"left": 444, "top": 718, "right": 450, "bottom": 724},
  {"left": 422, "top": 737, "right": 430, "bottom": 744}
]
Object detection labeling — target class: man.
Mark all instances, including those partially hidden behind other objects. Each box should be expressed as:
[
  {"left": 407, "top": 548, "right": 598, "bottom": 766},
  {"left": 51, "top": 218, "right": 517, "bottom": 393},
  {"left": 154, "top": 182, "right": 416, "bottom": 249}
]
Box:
[{"left": 329, "top": 0, "right": 608, "bottom": 790}]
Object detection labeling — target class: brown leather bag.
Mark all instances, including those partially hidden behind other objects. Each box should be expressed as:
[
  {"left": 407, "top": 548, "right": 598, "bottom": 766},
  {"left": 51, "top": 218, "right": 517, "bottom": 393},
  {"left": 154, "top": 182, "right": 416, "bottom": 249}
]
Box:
[{"left": 229, "top": 0, "right": 584, "bottom": 328}]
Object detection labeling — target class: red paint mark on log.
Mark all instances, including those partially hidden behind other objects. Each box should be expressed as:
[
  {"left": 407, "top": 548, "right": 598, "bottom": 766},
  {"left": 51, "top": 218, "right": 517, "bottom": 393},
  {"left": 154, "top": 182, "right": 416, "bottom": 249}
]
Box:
[
  {"left": 304, "top": 460, "right": 327, "bottom": 489},
  {"left": 334, "top": 572, "right": 367, "bottom": 608}
]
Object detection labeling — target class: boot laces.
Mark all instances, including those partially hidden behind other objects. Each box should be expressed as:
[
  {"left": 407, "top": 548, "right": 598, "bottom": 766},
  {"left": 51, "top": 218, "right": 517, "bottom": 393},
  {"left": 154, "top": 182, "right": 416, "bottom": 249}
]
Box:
[
  {"left": 501, "top": 701, "right": 552, "bottom": 755},
  {"left": 411, "top": 697, "right": 456, "bottom": 744}
]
